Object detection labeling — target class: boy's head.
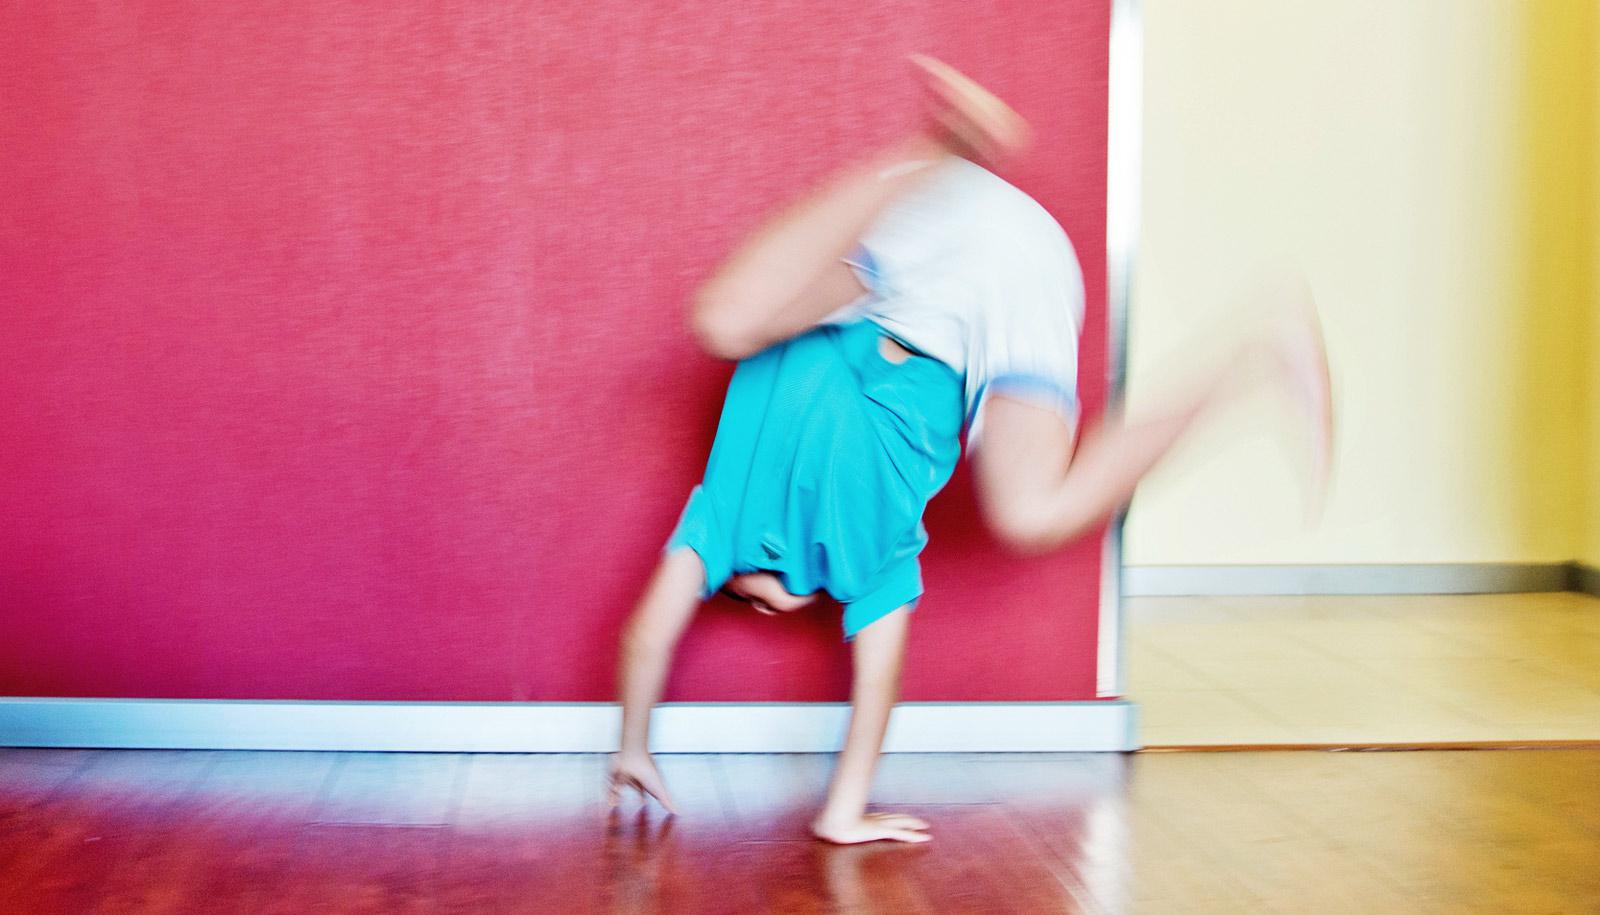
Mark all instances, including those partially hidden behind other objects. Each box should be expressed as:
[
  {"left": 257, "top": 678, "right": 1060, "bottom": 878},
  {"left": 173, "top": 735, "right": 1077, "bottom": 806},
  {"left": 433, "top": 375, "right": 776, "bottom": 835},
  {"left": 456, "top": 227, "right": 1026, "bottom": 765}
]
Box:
[{"left": 721, "top": 572, "right": 819, "bottom": 616}]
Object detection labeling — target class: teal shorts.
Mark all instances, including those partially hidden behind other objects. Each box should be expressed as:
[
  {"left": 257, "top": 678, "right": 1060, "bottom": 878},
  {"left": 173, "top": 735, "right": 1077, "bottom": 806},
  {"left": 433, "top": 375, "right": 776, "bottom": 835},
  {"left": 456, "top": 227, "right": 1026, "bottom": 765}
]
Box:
[{"left": 666, "top": 319, "right": 964, "bottom": 639}]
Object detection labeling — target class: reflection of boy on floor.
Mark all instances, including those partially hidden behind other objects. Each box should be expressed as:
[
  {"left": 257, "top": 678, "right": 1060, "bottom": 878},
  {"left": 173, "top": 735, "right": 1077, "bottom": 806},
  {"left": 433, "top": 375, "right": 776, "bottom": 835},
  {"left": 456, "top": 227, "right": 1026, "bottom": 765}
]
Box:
[{"left": 611, "top": 57, "right": 1332, "bottom": 844}]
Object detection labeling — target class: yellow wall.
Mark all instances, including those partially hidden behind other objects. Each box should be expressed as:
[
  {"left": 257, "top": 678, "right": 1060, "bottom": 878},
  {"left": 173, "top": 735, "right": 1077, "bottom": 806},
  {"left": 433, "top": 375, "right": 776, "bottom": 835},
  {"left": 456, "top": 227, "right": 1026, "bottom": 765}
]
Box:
[
  {"left": 1125, "top": 0, "right": 1598, "bottom": 568},
  {"left": 1587, "top": 4, "right": 1600, "bottom": 569}
]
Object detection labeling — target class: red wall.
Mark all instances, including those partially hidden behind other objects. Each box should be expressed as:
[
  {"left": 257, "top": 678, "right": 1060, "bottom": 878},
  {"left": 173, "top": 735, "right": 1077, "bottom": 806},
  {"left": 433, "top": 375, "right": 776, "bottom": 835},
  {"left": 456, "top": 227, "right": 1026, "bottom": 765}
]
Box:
[{"left": 1, "top": 3, "right": 1110, "bottom": 703}]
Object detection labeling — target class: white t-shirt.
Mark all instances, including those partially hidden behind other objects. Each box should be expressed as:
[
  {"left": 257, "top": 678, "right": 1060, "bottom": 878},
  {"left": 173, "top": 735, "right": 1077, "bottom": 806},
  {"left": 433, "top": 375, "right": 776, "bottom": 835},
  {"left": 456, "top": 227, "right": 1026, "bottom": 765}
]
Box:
[{"left": 828, "top": 157, "right": 1085, "bottom": 450}]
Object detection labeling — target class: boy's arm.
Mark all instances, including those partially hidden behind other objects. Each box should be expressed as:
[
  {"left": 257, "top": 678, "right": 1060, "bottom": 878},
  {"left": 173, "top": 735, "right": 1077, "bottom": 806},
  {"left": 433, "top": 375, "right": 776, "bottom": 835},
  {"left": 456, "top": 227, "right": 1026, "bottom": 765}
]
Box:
[
  {"left": 611, "top": 548, "right": 706, "bottom": 812},
  {"left": 811, "top": 606, "right": 931, "bottom": 844},
  {"left": 690, "top": 56, "right": 1029, "bottom": 362},
  {"left": 690, "top": 132, "right": 947, "bottom": 361}
]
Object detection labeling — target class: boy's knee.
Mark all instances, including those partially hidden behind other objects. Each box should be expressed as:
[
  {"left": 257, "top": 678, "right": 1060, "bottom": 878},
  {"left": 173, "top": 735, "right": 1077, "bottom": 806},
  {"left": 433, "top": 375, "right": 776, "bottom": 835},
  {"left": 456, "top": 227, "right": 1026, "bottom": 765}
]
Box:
[{"left": 984, "top": 502, "right": 1060, "bottom": 555}]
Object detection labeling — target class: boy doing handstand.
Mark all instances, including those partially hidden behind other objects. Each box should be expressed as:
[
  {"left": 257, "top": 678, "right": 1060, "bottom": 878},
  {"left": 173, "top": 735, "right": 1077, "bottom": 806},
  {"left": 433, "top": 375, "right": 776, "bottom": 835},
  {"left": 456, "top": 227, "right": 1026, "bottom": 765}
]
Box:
[{"left": 610, "top": 57, "right": 1333, "bottom": 845}]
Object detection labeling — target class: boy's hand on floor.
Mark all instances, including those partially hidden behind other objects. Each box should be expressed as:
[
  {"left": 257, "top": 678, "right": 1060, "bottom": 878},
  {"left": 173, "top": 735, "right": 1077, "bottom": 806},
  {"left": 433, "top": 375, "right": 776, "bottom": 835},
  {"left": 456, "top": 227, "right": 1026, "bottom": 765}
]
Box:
[
  {"left": 811, "top": 811, "right": 932, "bottom": 844},
  {"left": 607, "top": 751, "right": 678, "bottom": 814}
]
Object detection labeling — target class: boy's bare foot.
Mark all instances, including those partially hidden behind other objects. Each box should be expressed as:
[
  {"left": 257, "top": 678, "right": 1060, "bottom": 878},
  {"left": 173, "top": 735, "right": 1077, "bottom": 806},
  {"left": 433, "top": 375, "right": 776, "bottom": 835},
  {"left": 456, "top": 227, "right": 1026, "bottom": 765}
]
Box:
[
  {"left": 812, "top": 811, "right": 932, "bottom": 844},
  {"left": 1252, "top": 270, "right": 1334, "bottom": 522},
  {"left": 910, "top": 54, "right": 1032, "bottom": 167}
]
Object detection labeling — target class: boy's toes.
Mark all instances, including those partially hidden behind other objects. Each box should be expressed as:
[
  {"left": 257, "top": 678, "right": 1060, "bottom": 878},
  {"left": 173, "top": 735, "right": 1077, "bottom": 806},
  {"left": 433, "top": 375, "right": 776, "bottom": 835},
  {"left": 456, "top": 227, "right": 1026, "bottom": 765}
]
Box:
[{"left": 1257, "top": 271, "right": 1333, "bottom": 520}]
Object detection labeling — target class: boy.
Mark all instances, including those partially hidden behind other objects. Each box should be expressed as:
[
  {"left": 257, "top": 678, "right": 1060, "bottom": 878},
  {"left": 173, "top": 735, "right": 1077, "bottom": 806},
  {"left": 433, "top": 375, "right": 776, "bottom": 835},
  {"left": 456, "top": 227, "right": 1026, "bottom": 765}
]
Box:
[{"left": 609, "top": 57, "right": 1332, "bottom": 845}]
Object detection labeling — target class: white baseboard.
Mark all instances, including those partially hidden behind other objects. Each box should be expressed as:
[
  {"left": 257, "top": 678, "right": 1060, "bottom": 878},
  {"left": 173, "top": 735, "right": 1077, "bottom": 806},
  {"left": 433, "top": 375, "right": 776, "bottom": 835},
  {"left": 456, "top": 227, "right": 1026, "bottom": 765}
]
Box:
[
  {"left": 0, "top": 698, "right": 1139, "bottom": 753},
  {"left": 1125, "top": 563, "right": 1576, "bottom": 597}
]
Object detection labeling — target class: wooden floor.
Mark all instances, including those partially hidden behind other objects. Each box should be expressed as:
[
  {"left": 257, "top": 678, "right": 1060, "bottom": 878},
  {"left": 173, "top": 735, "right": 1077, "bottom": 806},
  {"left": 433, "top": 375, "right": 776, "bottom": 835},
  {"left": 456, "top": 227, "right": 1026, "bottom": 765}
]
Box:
[
  {"left": 3, "top": 747, "right": 1599, "bottom": 913},
  {"left": 1128, "top": 591, "right": 1600, "bottom": 746}
]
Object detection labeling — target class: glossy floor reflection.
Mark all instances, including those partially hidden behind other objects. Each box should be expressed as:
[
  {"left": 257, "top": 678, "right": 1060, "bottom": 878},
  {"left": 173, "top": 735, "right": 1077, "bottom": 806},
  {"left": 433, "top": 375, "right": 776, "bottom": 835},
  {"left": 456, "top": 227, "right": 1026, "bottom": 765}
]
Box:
[
  {"left": 1129, "top": 591, "right": 1600, "bottom": 745},
  {"left": 2, "top": 748, "right": 1598, "bottom": 912}
]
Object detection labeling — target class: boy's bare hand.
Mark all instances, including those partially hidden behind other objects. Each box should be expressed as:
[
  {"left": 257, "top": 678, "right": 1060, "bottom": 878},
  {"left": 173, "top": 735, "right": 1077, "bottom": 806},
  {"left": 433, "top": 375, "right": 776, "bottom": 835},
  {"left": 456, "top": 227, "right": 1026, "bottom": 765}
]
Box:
[
  {"left": 812, "top": 811, "right": 932, "bottom": 844},
  {"left": 607, "top": 751, "right": 678, "bottom": 814},
  {"left": 911, "top": 54, "right": 1032, "bottom": 168}
]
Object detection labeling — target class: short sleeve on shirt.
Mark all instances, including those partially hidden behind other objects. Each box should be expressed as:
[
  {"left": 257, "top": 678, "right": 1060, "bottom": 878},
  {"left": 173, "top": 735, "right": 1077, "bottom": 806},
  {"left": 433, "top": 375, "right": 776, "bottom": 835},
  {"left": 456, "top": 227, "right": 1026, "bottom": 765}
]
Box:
[
  {"left": 842, "top": 162, "right": 974, "bottom": 302},
  {"left": 964, "top": 217, "right": 1086, "bottom": 450},
  {"left": 965, "top": 302, "right": 1082, "bottom": 451},
  {"left": 841, "top": 244, "right": 886, "bottom": 296}
]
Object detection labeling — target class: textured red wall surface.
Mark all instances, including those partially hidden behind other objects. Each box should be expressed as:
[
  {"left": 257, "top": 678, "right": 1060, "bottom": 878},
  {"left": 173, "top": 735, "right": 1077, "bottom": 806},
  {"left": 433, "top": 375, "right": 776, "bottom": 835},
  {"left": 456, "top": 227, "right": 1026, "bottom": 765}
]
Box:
[{"left": 1, "top": 3, "right": 1110, "bottom": 702}]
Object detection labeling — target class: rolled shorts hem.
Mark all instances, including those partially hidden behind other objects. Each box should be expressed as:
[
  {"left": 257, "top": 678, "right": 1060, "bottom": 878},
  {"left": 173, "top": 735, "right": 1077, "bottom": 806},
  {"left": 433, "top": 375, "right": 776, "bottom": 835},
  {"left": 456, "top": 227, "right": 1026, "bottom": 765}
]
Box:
[{"left": 841, "top": 560, "right": 923, "bottom": 641}]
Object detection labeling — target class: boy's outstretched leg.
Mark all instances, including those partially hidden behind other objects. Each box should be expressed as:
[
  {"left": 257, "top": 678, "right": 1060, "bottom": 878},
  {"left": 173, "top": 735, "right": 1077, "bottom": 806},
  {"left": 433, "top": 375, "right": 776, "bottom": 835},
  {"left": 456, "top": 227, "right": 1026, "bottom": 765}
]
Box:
[
  {"left": 973, "top": 271, "right": 1334, "bottom": 553},
  {"left": 811, "top": 606, "right": 931, "bottom": 844}
]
